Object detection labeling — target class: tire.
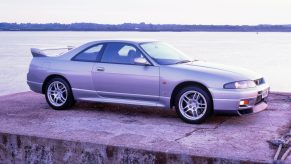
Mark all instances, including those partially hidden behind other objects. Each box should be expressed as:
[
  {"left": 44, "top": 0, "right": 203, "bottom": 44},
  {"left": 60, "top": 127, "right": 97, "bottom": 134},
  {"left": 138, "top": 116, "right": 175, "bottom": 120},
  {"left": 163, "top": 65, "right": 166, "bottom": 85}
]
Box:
[
  {"left": 175, "top": 86, "right": 213, "bottom": 124},
  {"left": 45, "top": 77, "right": 75, "bottom": 110}
]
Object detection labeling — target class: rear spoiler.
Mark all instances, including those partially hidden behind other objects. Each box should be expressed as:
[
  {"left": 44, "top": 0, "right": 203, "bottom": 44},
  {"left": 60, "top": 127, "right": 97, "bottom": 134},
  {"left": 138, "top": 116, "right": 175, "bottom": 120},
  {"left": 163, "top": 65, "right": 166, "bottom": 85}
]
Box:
[{"left": 30, "top": 46, "right": 74, "bottom": 57}]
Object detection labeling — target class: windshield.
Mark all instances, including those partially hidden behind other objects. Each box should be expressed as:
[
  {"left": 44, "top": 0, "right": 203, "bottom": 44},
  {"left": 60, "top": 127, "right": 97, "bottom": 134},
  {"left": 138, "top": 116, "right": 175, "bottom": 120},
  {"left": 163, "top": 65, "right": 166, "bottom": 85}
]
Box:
[{"left": 140, "top": 42, "right": 192, "bottom": 65}]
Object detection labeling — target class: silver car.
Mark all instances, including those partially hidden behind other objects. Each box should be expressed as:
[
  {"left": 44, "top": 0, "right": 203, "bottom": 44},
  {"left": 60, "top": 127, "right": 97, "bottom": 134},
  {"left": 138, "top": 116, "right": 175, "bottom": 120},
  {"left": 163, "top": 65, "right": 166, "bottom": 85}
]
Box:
[{"left": 27, "top": 39, "right": 270, "bottom": 123}]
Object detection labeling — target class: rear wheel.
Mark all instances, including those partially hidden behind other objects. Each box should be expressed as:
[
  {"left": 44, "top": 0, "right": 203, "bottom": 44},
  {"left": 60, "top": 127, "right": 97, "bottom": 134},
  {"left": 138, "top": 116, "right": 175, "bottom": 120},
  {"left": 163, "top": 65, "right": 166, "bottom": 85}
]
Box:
[
  {"left": 175, "top": 86, "right": 212, "bottom": 124},
  {"left": 45, "top": 78, "right": 75, "bottom": 110}
]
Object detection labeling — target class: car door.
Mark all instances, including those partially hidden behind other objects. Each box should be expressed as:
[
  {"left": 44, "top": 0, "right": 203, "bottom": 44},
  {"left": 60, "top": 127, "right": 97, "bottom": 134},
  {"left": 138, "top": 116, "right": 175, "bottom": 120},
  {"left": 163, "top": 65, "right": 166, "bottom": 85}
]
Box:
[
  {"left": 67, "top": 44, "right": 104, "bottom": 99},
  {"left": 92, "top": 42, "right": 160, "bottom": 103}
]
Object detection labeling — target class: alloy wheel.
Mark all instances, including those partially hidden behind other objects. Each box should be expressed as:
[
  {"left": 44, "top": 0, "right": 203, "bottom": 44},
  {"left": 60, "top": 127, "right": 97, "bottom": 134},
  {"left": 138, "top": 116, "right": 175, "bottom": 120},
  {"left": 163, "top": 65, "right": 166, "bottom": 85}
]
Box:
[
  {"left": 178, "top": 90, "right": 207, "bottom": 120},
  {"left": 47, "top": 81, "right": 68, "bottom": 107}
]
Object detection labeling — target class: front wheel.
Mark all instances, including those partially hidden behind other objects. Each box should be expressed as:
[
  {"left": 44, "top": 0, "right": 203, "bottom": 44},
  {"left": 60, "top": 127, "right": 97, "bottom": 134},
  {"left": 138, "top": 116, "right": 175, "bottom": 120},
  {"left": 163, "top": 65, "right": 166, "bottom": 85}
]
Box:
[
  {"left": 45, "top": 78, "right": 75, "bottom": 110},
  {"left": 175, "top": 86, "right": 213, "bottom": 124}
]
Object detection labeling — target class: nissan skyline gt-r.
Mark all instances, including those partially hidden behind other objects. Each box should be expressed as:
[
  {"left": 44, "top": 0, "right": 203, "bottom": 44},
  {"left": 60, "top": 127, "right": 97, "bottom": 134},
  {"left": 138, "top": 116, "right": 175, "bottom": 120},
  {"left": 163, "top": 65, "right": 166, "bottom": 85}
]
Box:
[{"left": 27, "top": 39, "right": 270, "bottom": 124}]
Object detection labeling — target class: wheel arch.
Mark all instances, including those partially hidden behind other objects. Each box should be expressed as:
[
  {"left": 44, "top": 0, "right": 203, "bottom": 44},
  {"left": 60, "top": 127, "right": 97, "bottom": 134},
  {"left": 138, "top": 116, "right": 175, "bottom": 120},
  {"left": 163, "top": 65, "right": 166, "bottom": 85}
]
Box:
[
  {"left": 170, "top": 81, "right": 213, "bottom": 108},
  {"left": 42, "top": 74, "right": 72, "bottom": 94}
]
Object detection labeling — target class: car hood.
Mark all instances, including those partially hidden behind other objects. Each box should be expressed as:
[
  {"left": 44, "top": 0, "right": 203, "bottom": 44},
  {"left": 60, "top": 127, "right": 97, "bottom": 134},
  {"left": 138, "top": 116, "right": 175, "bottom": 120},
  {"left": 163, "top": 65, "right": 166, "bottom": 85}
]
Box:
[{"left": 177, "top": 60, "right": 262, "bottom": 80}]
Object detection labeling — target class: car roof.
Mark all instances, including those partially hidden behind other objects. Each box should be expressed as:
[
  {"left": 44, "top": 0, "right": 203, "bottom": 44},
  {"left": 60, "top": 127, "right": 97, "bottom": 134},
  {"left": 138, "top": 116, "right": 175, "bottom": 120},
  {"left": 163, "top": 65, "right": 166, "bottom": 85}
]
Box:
[
  {"left": 58, "top": 38, "right": 159, "bottom": 60},
  {"left": 86, "top": 39, "right": 159, "bottom": 45}
]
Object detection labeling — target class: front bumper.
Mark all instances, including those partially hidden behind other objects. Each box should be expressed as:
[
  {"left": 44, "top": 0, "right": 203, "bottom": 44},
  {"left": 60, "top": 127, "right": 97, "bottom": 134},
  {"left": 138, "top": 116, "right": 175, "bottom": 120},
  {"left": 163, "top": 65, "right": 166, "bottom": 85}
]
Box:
[{"left": 209, "top": 83, "right": 270, "bottom": 115}]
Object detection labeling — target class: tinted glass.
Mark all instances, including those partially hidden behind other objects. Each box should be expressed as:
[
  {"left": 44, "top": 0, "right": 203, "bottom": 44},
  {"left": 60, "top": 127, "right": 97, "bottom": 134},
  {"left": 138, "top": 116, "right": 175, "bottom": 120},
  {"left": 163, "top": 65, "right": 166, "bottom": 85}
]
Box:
[
  {"left": 101, "top": 43, "right": 143, "bottom": 64},
  {"left": 74, "top": 44, "right": 103, "bottom": 62}
]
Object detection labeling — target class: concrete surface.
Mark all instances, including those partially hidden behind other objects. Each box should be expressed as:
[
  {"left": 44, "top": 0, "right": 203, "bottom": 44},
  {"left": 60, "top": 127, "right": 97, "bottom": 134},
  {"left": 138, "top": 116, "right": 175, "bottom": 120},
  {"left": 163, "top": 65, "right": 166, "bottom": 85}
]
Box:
[{"left": 0, "top": 91, "right": 290, "bottom": 163}]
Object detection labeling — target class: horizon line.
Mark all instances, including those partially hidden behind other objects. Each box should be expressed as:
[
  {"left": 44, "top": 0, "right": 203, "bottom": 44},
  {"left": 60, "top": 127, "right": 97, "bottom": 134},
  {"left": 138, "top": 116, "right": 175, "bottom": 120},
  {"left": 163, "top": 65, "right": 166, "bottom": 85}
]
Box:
[{"left": 1, "top": 22, "right": 291, "bottom": 26}]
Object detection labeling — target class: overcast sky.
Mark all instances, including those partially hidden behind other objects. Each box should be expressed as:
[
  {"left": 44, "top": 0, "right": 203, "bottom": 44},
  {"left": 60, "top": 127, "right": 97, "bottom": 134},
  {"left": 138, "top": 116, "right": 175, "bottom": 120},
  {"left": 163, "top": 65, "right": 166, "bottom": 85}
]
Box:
[{"left": 1, "top": 0, "right": 291, "bottom": 25}]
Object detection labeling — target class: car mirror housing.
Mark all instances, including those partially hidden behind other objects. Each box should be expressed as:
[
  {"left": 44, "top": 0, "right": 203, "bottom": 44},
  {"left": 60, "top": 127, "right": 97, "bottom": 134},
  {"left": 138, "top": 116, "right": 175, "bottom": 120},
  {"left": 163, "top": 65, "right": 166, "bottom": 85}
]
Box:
[{"left": 134, "top": 57, "right": 150, "bottom": 66}]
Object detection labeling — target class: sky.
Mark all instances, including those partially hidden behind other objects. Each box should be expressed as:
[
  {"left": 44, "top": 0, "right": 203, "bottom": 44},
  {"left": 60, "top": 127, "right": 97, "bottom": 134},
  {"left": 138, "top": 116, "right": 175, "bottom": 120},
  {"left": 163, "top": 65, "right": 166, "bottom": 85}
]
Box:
[{"left": 0, "top": 0, "right": 291, "bottom": 25}]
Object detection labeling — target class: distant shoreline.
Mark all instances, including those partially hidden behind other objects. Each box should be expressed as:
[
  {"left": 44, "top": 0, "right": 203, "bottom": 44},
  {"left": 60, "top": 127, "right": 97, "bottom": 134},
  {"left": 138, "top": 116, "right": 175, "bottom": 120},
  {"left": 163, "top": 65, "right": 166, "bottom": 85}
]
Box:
[
  {"left": 1, "top": 22, "right": 291, "bottom": 32},
  {"left": 1, "top": 30, "right": 290, "bottom": 33}
]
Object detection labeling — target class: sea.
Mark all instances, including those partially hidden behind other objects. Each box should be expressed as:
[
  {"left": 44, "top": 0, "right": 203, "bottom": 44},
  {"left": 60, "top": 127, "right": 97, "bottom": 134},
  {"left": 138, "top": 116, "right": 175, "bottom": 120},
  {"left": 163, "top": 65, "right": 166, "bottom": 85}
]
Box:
[{"left": 0, "top": 31, "right": 290, "bottom": 96}]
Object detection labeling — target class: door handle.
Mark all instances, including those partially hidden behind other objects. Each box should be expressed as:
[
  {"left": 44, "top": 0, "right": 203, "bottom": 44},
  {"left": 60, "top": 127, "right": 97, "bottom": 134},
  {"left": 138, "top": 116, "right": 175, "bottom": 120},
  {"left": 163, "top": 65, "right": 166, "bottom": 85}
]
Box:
[{"left": 96, "top": 67, "right": 105, "bottom": 71}]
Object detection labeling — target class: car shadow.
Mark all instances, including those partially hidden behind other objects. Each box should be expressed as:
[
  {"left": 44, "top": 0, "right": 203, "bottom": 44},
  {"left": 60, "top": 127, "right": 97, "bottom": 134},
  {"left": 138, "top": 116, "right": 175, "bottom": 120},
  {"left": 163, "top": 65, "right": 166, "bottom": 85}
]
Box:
[{"left": 70, "top": 101, "right": 233, "bottom": 125}]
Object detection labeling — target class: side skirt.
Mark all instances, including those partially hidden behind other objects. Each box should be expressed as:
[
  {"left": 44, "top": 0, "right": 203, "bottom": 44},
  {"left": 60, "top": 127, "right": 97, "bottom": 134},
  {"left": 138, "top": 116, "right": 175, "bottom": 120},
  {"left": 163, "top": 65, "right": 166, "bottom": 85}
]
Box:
[{"left": 72, "top": 88, "right": 170, "bottom": 108}]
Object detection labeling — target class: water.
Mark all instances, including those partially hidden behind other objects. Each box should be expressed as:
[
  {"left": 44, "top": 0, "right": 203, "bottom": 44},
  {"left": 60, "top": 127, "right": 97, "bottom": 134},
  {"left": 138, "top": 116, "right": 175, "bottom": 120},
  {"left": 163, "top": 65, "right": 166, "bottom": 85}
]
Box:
[{"left": 0, "top": 31, "right": 290, "bottom": 96}]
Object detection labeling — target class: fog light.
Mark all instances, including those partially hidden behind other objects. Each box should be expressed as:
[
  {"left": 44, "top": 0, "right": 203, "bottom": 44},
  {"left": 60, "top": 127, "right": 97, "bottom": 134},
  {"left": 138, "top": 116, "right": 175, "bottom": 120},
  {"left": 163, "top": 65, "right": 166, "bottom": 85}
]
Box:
[{"left": 239, "top": 99, "right": 249, "bottom": 106}]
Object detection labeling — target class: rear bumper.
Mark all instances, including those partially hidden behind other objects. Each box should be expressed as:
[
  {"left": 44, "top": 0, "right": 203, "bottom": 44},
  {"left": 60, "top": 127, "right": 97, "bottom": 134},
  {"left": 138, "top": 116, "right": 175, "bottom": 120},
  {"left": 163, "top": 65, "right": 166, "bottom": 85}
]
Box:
[
  {"left": 209, "top": 83, "right": 270, "bottom": 115},
  {"left": 27, "top": 81, "right": 43, "bottom": 93}
]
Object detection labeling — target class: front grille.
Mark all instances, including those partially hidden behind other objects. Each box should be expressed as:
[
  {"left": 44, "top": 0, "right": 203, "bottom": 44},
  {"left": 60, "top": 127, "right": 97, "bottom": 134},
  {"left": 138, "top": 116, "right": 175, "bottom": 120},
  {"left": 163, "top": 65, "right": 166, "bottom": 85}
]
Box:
[{"left": 254, "top": 78, "right": 265, "bottom": 86}]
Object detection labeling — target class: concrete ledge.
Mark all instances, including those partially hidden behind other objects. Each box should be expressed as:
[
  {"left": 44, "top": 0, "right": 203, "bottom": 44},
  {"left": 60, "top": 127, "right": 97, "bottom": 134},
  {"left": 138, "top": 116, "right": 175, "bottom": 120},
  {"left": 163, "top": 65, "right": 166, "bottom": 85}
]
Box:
[
  {"left": 0, "top": 92, "right": 290, "bottom": 163},
  {"left": 0, "top": 133, "right": 255, "bottom": 163}
]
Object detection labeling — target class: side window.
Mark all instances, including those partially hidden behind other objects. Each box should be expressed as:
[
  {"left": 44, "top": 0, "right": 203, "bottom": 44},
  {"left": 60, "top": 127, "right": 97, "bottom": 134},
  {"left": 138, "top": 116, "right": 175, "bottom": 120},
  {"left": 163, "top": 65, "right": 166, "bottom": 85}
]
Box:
[
  {"left": 118, "top": 45, "right": 136, "bottom": 56},
  {"left": 101, "top": 43, "right": 143, "bottom": 64},
  {"left": 73, "top": 44, "right": 103, "bottom": 62}
]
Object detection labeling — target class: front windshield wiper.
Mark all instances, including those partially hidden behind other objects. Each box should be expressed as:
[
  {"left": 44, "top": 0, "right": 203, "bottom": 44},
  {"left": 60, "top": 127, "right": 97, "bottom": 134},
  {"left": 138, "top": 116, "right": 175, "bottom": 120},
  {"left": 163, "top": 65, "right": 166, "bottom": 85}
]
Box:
[{"left": 175, "top": 60, "right": 193, "bottom": 64}]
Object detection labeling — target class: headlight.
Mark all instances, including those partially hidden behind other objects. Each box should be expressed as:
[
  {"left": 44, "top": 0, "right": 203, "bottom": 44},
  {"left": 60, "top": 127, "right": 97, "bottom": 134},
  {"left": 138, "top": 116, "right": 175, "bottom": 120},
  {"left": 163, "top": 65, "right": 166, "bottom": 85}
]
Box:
[{"left": 223, "top": 80, "right": 256, "bottom": 89}]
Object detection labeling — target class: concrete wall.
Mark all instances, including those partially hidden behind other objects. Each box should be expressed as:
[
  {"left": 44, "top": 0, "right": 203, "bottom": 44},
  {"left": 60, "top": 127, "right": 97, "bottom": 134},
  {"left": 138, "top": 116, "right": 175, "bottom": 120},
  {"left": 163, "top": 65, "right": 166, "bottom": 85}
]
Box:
[{"left": 0, "top": 133, "right": 257, "bottom": 164}]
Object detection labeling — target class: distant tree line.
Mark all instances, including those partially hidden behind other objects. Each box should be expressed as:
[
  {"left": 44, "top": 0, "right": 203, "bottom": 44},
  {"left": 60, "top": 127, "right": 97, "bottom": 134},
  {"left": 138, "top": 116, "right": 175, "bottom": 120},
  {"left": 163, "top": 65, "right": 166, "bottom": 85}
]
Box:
[{"left": 0, "top": 22, "right": 291, "bottom": 32}]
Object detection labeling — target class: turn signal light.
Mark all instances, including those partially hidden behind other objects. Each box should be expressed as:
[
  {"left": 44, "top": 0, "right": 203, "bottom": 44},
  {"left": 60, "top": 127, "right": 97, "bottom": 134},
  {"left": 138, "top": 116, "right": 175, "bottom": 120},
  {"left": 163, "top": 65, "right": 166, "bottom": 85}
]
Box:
[{"left": 239, "top": 99, "right": 249, "bottom": 106}]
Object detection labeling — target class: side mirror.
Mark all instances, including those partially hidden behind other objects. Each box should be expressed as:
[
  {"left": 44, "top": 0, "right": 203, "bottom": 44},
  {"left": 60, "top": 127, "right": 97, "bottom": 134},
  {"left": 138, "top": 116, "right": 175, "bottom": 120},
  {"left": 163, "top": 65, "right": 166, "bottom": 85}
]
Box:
[{"left": 134, "top": 57, "right": 150, "bottom": 66}]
